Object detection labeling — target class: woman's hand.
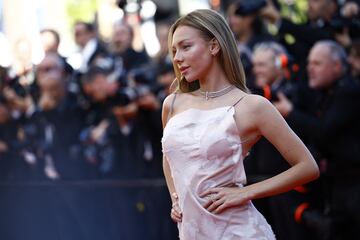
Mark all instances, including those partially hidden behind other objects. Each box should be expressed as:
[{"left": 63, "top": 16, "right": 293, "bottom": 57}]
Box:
[
  {"left": 170, "top": 192, "right": 182, "bottom": 222},
  {"left": 200, "top": 186, "right": 251, "bottom": 214}
]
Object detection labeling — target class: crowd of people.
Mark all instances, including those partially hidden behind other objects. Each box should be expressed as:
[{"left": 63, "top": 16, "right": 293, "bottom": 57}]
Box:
[
  {"left": 226, "top": 0, "right": 360, "bottom": 239},
  {"left": 0, "top": 0, "right": 359, "bottom": 239},
  {"left": 0, "top": 17, "right": 176, "bottom": 181}
]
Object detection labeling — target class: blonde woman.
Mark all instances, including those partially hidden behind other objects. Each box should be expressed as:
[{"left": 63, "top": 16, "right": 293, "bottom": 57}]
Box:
[{"left": 161, "top": 9, "right": 319, "bottom": 239}]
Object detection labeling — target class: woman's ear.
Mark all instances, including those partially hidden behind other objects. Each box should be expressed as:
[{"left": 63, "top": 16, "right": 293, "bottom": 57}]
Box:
[{"left": 209, "top": 38, "right": 220, "bottom": 56}]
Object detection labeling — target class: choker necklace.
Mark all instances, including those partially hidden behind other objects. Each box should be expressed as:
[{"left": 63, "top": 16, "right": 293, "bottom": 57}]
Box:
[{"left": 200, "top": 85, "right": 235, "bottom": 100}]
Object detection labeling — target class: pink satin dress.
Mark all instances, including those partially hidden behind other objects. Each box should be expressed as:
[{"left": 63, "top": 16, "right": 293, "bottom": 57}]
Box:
[{"left": 162, "top": 105, "right": 276, "bottom": 240}]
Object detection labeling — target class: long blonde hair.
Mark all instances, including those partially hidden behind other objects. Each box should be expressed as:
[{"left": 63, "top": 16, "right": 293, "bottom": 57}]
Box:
[{"left": 168, "top": 9, "right": 248, "bottom": 93}]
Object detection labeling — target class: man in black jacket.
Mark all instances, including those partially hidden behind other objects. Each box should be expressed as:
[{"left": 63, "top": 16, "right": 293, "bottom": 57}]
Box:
[{"left": 274, "top": 40, "right": 360, "bottom": 239}]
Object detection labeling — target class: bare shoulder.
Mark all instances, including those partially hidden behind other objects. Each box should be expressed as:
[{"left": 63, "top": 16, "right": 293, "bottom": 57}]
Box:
[
  {"left": 161, "top": 93, "right": 177, "bottom": 127},
  {"left": 162, "top": 93, "right": 177, "bottom": 113},
  {"left": 233, "top": 93, "right": 280, "bottom": 128},
  {"left": 243, "top": 94, "right": 290, "bottom": 134},
  {"left": 236, "top": 93, "right": 274, "bottom": 114},
  {"left": 161, "top": 91, "right": 190, "bottom": 127}
]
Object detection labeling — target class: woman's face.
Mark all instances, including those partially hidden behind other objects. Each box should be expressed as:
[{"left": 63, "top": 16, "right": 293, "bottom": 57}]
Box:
[{"left": 172, "top": 26, "right": 213, "bottom": 82}]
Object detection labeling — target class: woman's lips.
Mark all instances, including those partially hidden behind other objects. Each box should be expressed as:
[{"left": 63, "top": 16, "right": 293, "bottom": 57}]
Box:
[{"left": 179, "top": 66, "right": 189, "bottom": 74}]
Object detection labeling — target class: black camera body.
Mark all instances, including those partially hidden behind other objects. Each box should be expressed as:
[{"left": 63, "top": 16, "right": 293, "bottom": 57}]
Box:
[
  {"left": 107, "top": 65, "right": 158, "bottom": 107},
  {"left": 329, "top": 14, "right": 360, "bottom": 35},
  {"left": 108, "top": 85, "right": 150, "bottom": 107}
]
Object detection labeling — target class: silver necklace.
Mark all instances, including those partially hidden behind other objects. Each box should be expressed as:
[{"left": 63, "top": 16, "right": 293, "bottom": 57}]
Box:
[{"left": 200, "top": 85, "right": 235, "bottom": 100}]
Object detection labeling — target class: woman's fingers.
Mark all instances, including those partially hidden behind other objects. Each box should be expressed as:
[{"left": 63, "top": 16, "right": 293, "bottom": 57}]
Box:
[
  {"left": 170, "top": 207, "right": 182, "bottom": 222},
  {"left": 206, "top": 198, "right": 224, "bottom": 212},
  {"left": 199, "top": 188, "right": 220, "bottom": 198},
  {"left": 170, "top": 195, "right": 182, "bottom": 222},
  {"left": 201, "top": 187, "right": 245, "bottom": 214}
]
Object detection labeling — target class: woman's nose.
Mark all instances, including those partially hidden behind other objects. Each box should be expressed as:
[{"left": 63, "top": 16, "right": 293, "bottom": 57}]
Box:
[{"left": 173, "top": 51, "right": 183, "bottom": 63}]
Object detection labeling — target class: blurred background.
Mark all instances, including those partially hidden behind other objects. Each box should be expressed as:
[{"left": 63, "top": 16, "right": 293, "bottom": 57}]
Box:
[{"left": 0, "top": 0, "right": 359, "bottom": 239}]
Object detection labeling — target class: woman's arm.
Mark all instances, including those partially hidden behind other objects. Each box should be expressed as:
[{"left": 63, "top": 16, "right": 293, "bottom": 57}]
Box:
[
  {"left": 202, "top": 95, "right": 319, "bottom": 213},
  {"left": 245, "top": 96, "right": 319, "bottom": 199},
  {"left": 161, "top": 94, "right": 177, "bottom": 198},
  {"left": 161, "top": 94, "right": 182, "bottom": 222}
]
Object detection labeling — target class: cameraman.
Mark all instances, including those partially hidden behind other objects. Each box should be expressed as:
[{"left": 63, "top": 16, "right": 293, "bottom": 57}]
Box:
[
  {"left": 110, "top": 21, "right": 150, "bottom": 73},
  {"left": 248, "top": 41, "right": 315, "bottom": 240},
  {"left": 80, "top": 64, "right": 158, "bottom": 179},
  {"left": 274, "top": 40, "right": 360, "bottom": 239}
]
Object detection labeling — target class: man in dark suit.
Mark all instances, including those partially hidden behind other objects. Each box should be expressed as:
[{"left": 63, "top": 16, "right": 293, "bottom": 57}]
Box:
[
  {"left": 73, "top": 21, "right": 110, "bottom": 74},
  {"left": 248, "top": 41, "right": 316, "bottom": 240},
  {"left": 275, "top": 40, "right": 360, "bottom": 239},
  {"left": 110, "top": 21, "right": 150, "bottom": 72}
]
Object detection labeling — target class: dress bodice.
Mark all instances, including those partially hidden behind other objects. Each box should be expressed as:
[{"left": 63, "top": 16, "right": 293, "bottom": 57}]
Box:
[
  {"left": 162, "top": 106, "right": 247, "bottom": 199},
  {"left": 162, "top": 105, "right": 275, "bottom": 240}
]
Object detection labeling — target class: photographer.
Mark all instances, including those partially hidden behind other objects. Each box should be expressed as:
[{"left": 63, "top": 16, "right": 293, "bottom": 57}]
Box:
[
  {"left": 79, "top": 63, "right": 159, "bottom": 179},
  {"left": 79, "top": 64, "right": 126, "bottom": 178},
  {"left": 32, "top": 68, "right": 86, "bottom": 180},
  {"left": 0, "top": 66, "right": 43, "bottom": 180},
  {"left": 274, "top": 40, "right": 360, "bottom": 239},
  {"left": 246, "top": 41, "right": 316, "bottom": 240},
  {"left": 249, "top": 41, "right": 293, "bottom": 175},
  {"left": 110, "top": 21, "right": 150, "bottom": 73}
]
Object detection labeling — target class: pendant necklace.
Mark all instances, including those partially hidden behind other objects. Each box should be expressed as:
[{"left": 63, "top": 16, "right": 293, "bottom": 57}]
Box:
[{"left": 200, "top": 85, "right": 235, "bottom": 100}]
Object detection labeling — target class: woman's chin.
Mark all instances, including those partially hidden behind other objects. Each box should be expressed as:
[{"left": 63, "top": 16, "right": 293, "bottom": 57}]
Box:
[{"left": 184, "top": 76, "right": 197, "bottom": 83}]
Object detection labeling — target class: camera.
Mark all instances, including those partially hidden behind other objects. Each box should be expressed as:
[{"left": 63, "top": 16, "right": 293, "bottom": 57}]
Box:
[
  {"left": 108, "top": 65, "right": 158, "bottom": 107},
  {"left": 329, "top": 15, "right": 360, "bottom": 35},
  {"left": 108, "top": 85, "right": 150, "bottom": 106},
  {"left": 235, "top": 0, "right": 267, "bottom": 16}
]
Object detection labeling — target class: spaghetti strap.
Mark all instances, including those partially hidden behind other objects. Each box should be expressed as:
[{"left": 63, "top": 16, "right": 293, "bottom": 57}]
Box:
[
  {"left": 233, "top": 95, "right": 247, "bottom": 107},
  {"left": 167, "top": 93, "right": 177, "bottom": 122},
  {"left": 227, "top": 95, "right": 246, "bottom": 112}
]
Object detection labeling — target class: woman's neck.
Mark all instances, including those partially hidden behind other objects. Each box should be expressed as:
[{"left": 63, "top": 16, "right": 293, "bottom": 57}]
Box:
[{"left": 198, "top": 69, "right": 231, "bottom": 92}]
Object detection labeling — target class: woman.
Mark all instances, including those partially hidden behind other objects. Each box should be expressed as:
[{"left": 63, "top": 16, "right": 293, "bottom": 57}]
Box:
[{"left": 161, "top": 9, "right": 319, "bottom": 239}]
